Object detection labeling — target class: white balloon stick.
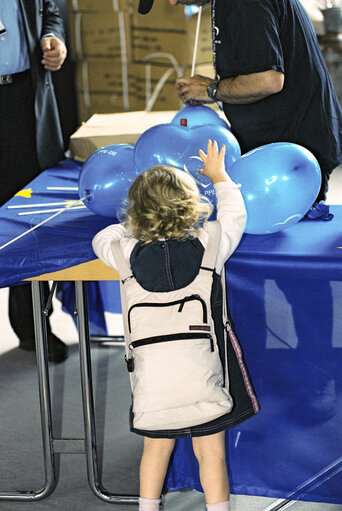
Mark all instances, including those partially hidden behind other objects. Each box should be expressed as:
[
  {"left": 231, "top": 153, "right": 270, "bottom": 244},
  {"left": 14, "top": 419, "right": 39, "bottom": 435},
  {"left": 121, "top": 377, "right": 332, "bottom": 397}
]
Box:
[
  {"left": 8, "top": 201, "right": 84, "bottom": 209},
  {"left": 191, "top": 6, "right": 202, "bottom": 77},
  {"left": 0, "top": 195, "right": 88, "bottom": 252},
  {"left": 46, "top": 186, "right": 78, "bottom": 191},
  {"left": 18, "top": 205, "right": 86, "bottom": 216}
]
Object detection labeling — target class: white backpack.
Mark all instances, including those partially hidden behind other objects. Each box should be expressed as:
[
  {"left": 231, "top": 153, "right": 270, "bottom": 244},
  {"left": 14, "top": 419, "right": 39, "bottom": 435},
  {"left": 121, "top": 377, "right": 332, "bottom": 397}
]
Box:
[{"left": 112, "top": 221, "right": 233, "bottom": 431}]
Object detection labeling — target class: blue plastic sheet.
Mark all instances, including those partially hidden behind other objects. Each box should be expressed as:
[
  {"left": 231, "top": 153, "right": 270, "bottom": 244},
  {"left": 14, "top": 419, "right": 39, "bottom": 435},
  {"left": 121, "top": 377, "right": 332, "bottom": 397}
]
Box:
[
  {"left": 164, "top": 221, "right": 342, "bottom": 504},
  {"left": 0, "top": 160, "right": 342, "bottom": 504},
  {"left": 0, "top": 159, "right": 121, "bottom": 335}
]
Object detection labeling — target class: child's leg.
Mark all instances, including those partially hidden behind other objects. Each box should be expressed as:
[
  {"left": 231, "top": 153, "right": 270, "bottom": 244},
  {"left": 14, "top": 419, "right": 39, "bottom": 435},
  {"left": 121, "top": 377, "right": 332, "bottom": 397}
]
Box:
[
  {"left": 192, "top": 431, "right": 230, "bottom": 506},
  {"left": 140, "top": 436, "right": 176, "bottom": 499}
]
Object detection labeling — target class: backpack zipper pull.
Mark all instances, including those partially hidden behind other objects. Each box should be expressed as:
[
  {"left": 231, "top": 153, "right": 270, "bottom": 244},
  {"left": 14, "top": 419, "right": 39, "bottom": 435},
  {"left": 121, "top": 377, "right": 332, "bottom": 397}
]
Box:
[{"left": 125, "top": 354, "right": 135, "bottom": 372}]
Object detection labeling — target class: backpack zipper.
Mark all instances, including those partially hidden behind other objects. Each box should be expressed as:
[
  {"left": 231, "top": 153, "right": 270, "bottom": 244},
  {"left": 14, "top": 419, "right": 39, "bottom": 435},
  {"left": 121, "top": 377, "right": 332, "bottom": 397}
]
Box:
[
  {"left": 127, "top": 294, "right": 208, "bottom": 333},
  {"left": 130, "top": 332, "right": 214, "bottom": 352}
]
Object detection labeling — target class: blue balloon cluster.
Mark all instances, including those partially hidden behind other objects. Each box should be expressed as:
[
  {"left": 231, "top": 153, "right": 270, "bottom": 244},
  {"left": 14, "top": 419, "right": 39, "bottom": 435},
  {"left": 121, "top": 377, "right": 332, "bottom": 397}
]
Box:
[
  {"left": 78, "top": 105, "right": 321, "bottom": 234},
  {"left": 79, "top": 144, "right": 139, "bottom": 218}
]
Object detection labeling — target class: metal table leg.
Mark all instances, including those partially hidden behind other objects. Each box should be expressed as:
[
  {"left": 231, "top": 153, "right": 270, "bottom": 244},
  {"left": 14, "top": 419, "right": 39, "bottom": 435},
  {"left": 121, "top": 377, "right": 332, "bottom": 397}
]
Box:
[
  {"left": 0, "top": 281, "right": 138, "bottom": 505},
  {"left": 0, "top": 281, "right": 57, "bottom": 501},
  {"left": 75, "top": 280, "right": 138, "bottom": 505}
]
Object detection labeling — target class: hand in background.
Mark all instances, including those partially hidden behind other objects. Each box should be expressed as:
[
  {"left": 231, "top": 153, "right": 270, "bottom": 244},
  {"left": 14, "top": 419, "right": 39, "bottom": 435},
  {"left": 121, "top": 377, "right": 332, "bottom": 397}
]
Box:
[
  {"left": 41, "top": 37, "right": 67, "bottom": 71},
  {"left": 198, "top": 140, "right": 229, "bottom": 184}
]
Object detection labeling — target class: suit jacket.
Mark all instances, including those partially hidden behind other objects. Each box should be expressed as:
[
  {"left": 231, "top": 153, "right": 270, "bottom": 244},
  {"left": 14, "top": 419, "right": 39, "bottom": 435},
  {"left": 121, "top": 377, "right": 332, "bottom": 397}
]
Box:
[{"left": 19, "top": 0, "right": 65, "bottom": 170}]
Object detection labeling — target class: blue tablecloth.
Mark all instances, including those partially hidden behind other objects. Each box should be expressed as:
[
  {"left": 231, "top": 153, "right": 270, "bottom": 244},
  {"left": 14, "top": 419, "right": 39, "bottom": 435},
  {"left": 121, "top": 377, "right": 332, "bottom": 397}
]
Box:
[{"left": 1, "top": 160, "right": 341, "bottom": 504}]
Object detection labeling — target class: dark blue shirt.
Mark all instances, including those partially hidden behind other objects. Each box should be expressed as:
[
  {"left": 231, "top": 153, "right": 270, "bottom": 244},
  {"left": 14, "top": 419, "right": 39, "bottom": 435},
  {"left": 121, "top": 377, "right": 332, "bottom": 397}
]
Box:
[{"left": 214, "top": 0, "right": 342, "bottom": 172}]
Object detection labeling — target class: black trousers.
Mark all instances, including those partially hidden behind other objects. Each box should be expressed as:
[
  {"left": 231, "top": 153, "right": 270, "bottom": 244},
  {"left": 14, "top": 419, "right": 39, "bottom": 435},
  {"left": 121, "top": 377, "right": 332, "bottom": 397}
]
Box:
[
  {"left": 0, "top": 70, "right": 52, "bottom": 342},
  {"left": 9, "top": 283, "right": 52, "bottom": 341},
  {"left": 0, "top": 70, "right": 41, "bottom": 205}
]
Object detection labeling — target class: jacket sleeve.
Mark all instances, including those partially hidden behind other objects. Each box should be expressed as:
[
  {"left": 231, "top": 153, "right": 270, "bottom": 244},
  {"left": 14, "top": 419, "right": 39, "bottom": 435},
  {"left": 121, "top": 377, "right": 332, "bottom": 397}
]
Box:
[
  {"left": 92, "top": 224, "right": 135, "bottom": 271},
  {"left": 42, "top": 0, "right": 65, "bottom": 42},
  {"left": 199, "top": 181, "right": 247, "bottom": 274},
  {"left": 215, "top": 181, "right": 247, "bottom": 271}
]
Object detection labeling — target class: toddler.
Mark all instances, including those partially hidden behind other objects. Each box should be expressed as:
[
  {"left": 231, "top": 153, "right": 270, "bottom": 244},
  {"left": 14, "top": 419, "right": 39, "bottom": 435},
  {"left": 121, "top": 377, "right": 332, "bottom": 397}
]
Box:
[{"left": 92, "top": 140, "right": 259, "bottom": 511}]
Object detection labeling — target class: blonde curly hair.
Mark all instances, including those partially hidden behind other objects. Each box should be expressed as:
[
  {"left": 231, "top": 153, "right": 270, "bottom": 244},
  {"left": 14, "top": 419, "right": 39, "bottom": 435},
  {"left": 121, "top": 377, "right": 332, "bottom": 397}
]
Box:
[{"left": 122, "top": 165, "right": 213, "bottom": 243}]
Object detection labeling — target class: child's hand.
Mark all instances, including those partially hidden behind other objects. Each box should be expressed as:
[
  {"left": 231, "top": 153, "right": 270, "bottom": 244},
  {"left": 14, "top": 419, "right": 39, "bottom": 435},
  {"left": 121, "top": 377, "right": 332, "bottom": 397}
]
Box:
[{"left": 198, "top": 140, "right": 229, "bottom": 184}]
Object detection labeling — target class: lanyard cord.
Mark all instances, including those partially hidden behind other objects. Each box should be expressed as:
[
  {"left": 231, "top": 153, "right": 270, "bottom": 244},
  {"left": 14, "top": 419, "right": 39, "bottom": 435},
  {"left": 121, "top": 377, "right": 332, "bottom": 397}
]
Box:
[
  {"left": 211, "top": 0, "right": 218, "bottom": 80},
  {"left": 211, "top": 0, "right": 224, "bottom": 110}
]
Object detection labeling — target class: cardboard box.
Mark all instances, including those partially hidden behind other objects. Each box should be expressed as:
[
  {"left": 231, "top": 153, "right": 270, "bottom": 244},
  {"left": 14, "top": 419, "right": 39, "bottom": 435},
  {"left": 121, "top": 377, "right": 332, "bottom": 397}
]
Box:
[
  {"left": 77, "top": 92, "right": 143, "bottom": 123},
  {"left": 68, "top": 0, "right": 133, "bottom": 12},
  {"left": 68, "top": 11, "right": 131, "bottom": 59},
  {"left": 133, "top": 62, "right": 215, "bottom": 111},
  {"left": 76, "top": 57, "right": 136, "bottom": 121},
  {"left": 69, "top": 111, "right": 178, "bottom": 161},
  {"left": 76, "top": 57, "right": 134, "bottom": 94},
  {"left": 131, "top": 4, "right": 212, "bottom": 66},
  {"left": 75, "top": 58, "right": 215, "bottom": 118}
]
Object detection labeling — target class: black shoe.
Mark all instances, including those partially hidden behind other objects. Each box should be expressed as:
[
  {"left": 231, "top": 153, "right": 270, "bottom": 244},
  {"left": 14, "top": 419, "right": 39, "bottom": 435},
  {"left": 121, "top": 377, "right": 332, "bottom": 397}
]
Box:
[{"left": 19, "top": 334, "right": 68, "bottom": 364}]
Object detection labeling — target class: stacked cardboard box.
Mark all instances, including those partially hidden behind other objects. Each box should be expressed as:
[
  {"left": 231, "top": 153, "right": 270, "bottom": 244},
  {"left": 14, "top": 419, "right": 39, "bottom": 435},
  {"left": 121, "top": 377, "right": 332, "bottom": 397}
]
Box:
[
  {"left": 131, "top": 2, "right": 212, "bottom": 66},
  {"left": 67, "top": 0, "right": 214, "bottom": 122},
  {"left": 68, "top": 0, "right": 134, "bottom": 121},
  {"left": 133, "top": 62, "right": 215, "bottom": 111}
]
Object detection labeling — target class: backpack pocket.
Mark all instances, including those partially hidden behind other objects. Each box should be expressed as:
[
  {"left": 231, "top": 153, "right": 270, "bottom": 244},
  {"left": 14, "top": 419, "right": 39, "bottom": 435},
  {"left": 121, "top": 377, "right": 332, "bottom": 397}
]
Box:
[
  {"left": 127, "top": 294, "right": 208, "bottom": 336},
  {"left": 130, "top": 331, "right": 233, "bottom": 431}
]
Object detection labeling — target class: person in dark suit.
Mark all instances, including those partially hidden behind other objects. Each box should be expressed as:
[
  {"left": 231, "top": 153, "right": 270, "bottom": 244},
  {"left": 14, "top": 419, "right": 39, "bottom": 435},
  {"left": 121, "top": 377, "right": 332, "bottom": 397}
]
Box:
[{"left": 0, "top": 0, "right": 68, "bottom": 362}]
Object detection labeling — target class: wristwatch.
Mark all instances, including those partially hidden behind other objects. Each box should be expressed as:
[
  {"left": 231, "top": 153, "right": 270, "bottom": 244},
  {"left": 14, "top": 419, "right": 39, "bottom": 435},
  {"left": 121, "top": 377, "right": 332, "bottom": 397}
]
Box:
[{"left": 207, "top": 80, "right": 219, "bottom": 101}]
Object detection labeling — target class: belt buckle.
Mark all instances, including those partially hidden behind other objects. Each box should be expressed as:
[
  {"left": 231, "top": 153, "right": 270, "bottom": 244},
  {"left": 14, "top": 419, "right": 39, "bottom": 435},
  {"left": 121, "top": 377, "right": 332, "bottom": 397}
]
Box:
[{"left": 0, "top": 74, "right": 13, "bottom": 85}]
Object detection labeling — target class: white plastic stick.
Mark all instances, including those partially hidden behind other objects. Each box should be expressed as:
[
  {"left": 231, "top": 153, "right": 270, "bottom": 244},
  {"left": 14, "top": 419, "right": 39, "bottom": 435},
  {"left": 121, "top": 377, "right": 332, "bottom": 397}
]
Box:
[
  {"left": 46, "top": 186, "right": 78, "bottom": 191},
  {"left": 8, "top": 201, "right": 84, "bottom": 209},
  {"left": 0, "top": 195, "right": 87, "bottom": 251},
  {"left": 191, "top": 6, "right": 202, "bottom": 77},
  {"left": 18, "top": 205, "right": 86, "bottom": 216}
]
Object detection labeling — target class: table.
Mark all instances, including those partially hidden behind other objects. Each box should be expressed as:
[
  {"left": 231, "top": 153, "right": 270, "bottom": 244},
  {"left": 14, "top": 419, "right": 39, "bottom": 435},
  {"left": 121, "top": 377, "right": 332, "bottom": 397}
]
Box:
[{"left": 0, "top": 160, "right": 341, "bottom": 506}]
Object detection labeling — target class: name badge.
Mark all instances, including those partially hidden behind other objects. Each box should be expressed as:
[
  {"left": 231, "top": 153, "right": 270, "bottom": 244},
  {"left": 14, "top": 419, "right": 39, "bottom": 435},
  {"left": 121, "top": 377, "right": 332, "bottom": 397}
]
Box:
[{"left": 0, "top": 18, "right": 7, "bottom": 36}]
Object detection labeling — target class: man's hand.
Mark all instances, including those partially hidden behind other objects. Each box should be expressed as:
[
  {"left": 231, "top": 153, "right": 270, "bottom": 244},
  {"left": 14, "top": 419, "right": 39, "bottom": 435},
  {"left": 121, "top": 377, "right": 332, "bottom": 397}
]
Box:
[
  {"left": 176, "top": 70, "right": 284, "bottom": 105},
  {"left": 41, "top": 37, "right": 67, "bottom": 71},
  {"left": 175, "top": 74, "right": 214, "bottom": 104},
  {"left": 198, "top": 140, "right": 229, "bottom": 184}
]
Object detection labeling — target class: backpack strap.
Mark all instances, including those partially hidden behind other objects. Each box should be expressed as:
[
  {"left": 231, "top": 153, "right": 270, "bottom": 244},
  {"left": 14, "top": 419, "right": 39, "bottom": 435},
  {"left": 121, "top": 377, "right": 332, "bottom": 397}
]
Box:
[
  {"left": 200, "top": 220, "right": 221, "bottom": 274},
  {"left": 111, "top": 239, "right": 135, "bottom": 389},
  {"left": 111, "top": 239, "right": 134, "bottom": 284}
]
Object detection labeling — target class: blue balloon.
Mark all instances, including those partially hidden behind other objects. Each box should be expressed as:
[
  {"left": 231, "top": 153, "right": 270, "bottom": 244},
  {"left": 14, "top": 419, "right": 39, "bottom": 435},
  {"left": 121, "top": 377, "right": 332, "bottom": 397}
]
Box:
[
  {"left": 134, "top": 123, "right": 241, "bottom": 206},
  {"left": 229, "top": 143, "right": 322, "bottom": 234},
  {"left": 79, "top": 144, "right": 139, "bottom": 218},
  {"left": 172, "top": 105, "right": 230, "bottom": 130}
]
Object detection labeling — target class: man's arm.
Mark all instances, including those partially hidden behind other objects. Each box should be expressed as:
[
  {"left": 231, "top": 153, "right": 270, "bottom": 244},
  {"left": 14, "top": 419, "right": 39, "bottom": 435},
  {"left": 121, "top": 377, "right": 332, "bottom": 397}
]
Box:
[
  {"left": 42, "top": 0, "right": 65, "bottom": 42},
  {"left": 41, "top": 0, "right": 67, "bottom": 71},
  {"left": 175, "top": 70, "right": 284, "bottom": 105}
]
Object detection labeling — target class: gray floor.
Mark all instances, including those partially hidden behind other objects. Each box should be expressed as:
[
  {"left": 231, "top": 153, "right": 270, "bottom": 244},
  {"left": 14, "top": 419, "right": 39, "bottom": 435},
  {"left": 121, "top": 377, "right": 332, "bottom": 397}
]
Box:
[{"left": 0, "top": 343, "right": 341, "bottom": 511}]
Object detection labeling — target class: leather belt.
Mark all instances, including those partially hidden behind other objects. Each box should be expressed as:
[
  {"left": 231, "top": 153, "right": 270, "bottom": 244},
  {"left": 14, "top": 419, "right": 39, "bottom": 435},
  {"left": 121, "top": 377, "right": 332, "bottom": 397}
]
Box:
[{"left": 0, "top": 70, "right": 29, "bottom": 85}]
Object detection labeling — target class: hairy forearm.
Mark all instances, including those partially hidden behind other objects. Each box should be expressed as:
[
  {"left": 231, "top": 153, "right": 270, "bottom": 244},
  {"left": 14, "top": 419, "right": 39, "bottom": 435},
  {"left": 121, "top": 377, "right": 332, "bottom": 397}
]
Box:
[{"left": 217, "top": 70, "right": 284, "bottom": 104}]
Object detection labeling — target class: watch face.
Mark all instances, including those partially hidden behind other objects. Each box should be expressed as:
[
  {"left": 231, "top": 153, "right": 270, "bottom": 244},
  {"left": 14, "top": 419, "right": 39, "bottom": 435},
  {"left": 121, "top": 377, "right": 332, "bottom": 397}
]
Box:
[{"left": 208, "top": 82, "right": 218, "bottom": 99}]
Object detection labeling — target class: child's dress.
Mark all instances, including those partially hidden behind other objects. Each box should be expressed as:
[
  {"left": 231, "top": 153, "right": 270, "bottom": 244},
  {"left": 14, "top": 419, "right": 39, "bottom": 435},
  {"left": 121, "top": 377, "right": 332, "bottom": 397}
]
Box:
[{"left": 92, "top": 181, "right": 260, "bottom": 438}]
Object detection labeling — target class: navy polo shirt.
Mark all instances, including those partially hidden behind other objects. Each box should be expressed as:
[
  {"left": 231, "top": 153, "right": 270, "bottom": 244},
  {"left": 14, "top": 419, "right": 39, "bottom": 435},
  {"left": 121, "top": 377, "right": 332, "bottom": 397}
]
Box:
[{"left": 214, "top": 0, "right": 342, "bottom": 173}]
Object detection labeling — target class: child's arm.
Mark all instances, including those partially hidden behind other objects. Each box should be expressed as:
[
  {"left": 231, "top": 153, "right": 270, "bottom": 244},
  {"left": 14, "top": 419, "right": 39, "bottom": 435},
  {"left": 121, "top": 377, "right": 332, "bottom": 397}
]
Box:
[
  {"left": 92, "top": 223, "right": 133, "bottom": 270},
  {"left": 198, "top": 140, "right": 247, "bottom": 273}
]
